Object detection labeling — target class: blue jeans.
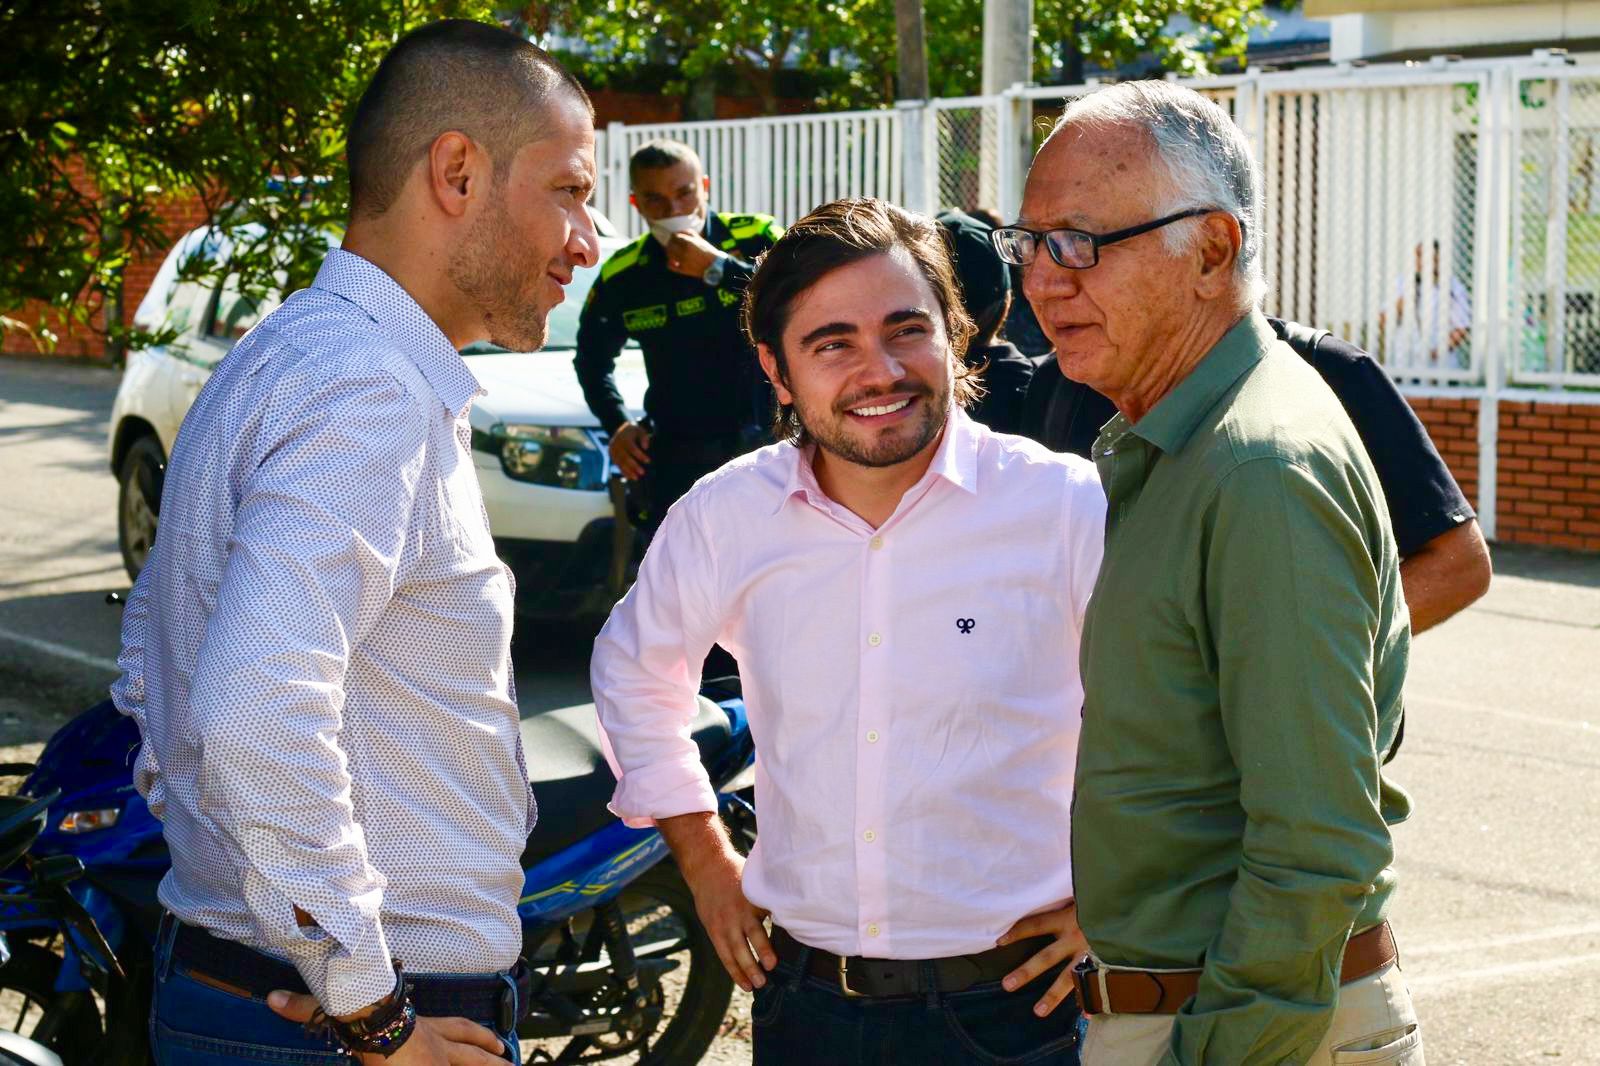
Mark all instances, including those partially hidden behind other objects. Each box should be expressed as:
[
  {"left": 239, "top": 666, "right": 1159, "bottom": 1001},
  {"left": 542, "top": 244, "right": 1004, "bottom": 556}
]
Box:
[
  {"left": 753, "top": 950, "right": 1085, "bottom": 1066},
  {"left": 150, "top": 917, "right": 521, "bottom": 1064}
]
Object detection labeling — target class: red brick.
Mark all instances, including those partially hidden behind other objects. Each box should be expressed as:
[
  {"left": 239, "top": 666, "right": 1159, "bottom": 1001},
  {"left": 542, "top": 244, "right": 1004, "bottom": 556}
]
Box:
[
  {"left": 1535, "top": 401, "right": 1574, "bottom": 416},
  {"left": 1532, "top": 430, "right": 1569, "bottom": 445},
  {"left": 1509, "top": 530, "right": 1551, "bottom": 544},
  {"left": 1497, "top": 512, "right": 1531, "bottom": 530},
  {"left": 1569, "top": 491, "right": 1600, "bottom": 505},
  {"left": 1446, "top": 411, "right": 1475, "bottom": 426},
  {"left": 1534, "top": 517, "right": 1568, "bottom": 532},
  {"left": 1518, "top": 415, "right": 1554, "bottom": 430},
  {"left": 1514, "top": 443, "right": 1551, "bottom": 458},
  {"left": 1551, "top": 504, "right": 1586, "bottom": 518},
  {"left": 1500, "top": 456, "right": 1531, "bottom": 472},
  {"left": 1517, "top": 472, "right": 1550, "bottom": 487},
  {"left": 1573, "top": 462, "right": 1600, "bottom": 476},
  {"left": 1555, "top": 416, "right": 1591, "bottom": 431},
  {"left": 1569, "top": 520, "right": 1600, "bottom": 535},
  {"left": 1498, "top": 484, "right": 1532, "bottom": 500},
  {"left": 1532, "top": 459, "right": 1569, "bottom": 474},
  {"left": 1552, "top": 446, "right": 1586, "bottom": 460},
  {"left": 1514, "top": 501, "right": 1549, "bottom": 516},
  {"left": 1551, "top": 474, "right": 1586, "bottom": 489},
  {"left": 1569, "top": 432, "right": 1600, "bottom": 446},
  {"left": 1533, "top": 488, "right": 1569, "bottom": 503},
  {"left": 1549, "top": 534, "right": 1588, "bottom": 550},
  {"left": 1501, "top": 401, "right": 1533, "bottom": 414}
]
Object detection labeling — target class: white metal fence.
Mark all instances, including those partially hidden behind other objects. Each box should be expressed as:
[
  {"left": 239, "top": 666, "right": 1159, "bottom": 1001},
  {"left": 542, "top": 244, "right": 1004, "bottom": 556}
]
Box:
[{"left": 595, "top": 53, "right": 1600, "bottom": 400}]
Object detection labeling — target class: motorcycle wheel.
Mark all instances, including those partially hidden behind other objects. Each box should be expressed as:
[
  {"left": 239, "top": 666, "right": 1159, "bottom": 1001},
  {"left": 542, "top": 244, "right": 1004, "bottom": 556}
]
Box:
[
  {"left": 522, "top": 862, "right": 734, "bottom": 1064},
  {"left": 0, "top": 941, "right": 102, "bottom": 1063}
]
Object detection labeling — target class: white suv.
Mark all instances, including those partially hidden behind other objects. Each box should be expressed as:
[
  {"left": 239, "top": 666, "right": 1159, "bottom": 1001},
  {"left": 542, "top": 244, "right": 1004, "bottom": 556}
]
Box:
[{"left": 109, "top": 219, "right": 646, "bottom": 619}]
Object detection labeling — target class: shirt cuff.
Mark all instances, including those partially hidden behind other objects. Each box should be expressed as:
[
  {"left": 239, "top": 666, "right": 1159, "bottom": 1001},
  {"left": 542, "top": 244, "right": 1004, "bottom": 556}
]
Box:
[
  {"left": 607, "top": 757, "right": 719, "bottom": 829},
  {"left": 292, "top": 912, "right": 397, "bottom": 1018}
]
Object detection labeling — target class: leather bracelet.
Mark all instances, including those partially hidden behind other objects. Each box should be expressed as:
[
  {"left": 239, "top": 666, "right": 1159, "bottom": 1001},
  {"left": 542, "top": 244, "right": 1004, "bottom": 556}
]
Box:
[{"left": 306, "top": 961, "right": 418, "bottom": 1058}]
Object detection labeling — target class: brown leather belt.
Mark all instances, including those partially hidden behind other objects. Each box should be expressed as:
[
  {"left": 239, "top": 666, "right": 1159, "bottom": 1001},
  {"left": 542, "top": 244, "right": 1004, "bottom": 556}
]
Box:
[
  {"left": 771, "top": 926, "right": 1054, "bottom": 999},
  {"left": 1072, "top": 921, "right": 1399, "bottom": 1016}
]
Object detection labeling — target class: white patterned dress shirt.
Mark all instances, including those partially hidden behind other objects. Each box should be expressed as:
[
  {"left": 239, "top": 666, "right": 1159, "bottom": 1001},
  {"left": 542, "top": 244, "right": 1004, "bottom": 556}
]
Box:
[
  {"left": 112, "top": 249, "right": 532, "bottom": 1015},
  {"left": 593, "top": 410, "right": 1105, "bottom": 959}
]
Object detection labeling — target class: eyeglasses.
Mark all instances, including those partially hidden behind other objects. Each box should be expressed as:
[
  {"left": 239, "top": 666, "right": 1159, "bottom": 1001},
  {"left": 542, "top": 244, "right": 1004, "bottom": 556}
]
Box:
[{"left": 990, "top": 208, "right": 1230, "bottom": 269}]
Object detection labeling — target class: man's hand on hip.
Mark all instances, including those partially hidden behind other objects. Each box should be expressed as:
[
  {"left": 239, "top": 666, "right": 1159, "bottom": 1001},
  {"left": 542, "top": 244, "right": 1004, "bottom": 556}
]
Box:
[
  {"left": 664, "top": 231, "right": 721, "bottom": 278},
  {"left": 609, "top": 421, "right": 652, "bottom": 481},
  {"left": 659, "top": 811, "right": 775, "bottom": 992},
  {"left": 997, "top": 899, "right": 1089, "bottom": 1018},
  {"left": 266, "top": 989, "right": 508, "bottom": 1064}
]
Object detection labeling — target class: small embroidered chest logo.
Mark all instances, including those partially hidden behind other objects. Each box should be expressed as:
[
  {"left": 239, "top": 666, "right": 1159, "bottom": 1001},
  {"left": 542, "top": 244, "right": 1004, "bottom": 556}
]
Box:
[{"left": 956, "top": 618, "right": 975, "bottom": 634}]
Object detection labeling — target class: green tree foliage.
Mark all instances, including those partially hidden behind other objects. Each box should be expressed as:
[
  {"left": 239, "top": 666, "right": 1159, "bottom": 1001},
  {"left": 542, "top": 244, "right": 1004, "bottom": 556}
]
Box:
[
  {"left": 0, "top": 0, "right": 496, "bottom": 356},
  {"left": 532, "top": 0, "right": 1268, "bottom": 111}
]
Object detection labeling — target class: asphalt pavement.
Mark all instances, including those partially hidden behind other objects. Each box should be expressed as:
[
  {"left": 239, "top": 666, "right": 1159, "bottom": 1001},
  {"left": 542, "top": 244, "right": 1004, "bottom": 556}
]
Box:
[{"left": 2, "top": 355, "right": 1597, "bottom": 1063}]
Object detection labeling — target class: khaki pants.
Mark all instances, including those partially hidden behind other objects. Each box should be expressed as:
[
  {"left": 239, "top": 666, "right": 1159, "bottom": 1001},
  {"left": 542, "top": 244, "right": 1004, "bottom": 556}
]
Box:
[{"left": 1081, "top": 961, "right": 1423, "bottom": 1065}]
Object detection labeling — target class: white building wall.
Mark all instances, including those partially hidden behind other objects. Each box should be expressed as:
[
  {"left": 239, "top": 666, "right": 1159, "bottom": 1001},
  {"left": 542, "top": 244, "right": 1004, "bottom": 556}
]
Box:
[{"left": 1329, "top": 3, "right": 1600, "bottom": 62}]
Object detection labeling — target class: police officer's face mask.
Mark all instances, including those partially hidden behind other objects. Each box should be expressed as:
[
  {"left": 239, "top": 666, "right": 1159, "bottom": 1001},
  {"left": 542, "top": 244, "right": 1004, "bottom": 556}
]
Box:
[{"left": 647, "top": 212, "right": 702, "bottom": 246}]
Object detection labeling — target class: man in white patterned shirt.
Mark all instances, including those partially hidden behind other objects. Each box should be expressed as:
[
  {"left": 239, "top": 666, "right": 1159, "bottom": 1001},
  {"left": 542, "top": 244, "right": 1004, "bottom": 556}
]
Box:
[{"left": 111, "top": 21, "right": 598, "bottom": 1064}]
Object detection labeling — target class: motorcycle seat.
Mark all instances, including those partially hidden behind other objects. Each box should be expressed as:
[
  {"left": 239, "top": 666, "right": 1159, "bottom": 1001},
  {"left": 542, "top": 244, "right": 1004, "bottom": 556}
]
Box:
[{"left": 519, "top": 697, "right": 736, "bottom": 867}]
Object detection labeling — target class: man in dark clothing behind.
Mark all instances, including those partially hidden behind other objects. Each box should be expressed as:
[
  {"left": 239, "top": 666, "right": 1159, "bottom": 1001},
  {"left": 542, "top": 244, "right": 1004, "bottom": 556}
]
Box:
[
  {"left": 937, "top": 209, "right": 1038, "bottom": 435},
  {"left": 1020, "top": 318, "right": 1492, "bottom": 634},
  {"left": 575, "top": 139, "right": 782, "bottom": 535}
]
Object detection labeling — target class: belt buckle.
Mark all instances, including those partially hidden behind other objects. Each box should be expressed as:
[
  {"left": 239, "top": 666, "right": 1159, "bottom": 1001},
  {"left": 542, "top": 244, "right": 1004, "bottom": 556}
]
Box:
[
  {"left": 837, "top": 956, "right": 865, "bottom": 998},
  {"left": 1072, "top": 954, "right": 1114, "bottom": 1016}
]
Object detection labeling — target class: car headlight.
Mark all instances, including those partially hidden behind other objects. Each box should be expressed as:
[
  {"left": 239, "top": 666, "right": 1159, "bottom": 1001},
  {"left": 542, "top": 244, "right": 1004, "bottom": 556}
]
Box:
[{"left": 472, "top": 424, "right": 608, "bottom": 491}]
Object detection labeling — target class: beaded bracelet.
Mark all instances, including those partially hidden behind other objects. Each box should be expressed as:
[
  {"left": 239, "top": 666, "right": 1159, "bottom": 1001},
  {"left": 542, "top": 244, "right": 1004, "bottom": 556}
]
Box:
[{"left": 305, "top": 962, "right": 418, "bottom": 1058}]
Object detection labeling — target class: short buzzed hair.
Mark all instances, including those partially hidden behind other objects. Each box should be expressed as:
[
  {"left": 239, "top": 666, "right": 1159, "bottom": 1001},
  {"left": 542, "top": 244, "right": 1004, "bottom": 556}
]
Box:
[
  {"left": 347, "top": 19, "right": 592, "bottom": 221},
  {"left": 628, "top": 140, "right": 702, "bottom": 189}
]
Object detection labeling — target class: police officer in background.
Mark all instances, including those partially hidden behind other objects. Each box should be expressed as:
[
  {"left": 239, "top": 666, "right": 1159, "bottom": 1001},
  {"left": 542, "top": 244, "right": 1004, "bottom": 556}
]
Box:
[
  {"left": 576, "top": 139, "right": 783, "bottom": 535},
  {"left": 937, "top": 209, "right": 1038, "bottom": 435}
]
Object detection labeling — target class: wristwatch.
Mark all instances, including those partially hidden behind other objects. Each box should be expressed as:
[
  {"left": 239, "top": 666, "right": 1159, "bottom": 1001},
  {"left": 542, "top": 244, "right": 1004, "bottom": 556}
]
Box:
[{"left": 701, "top": 254, "right": 727, "bottom": 287}]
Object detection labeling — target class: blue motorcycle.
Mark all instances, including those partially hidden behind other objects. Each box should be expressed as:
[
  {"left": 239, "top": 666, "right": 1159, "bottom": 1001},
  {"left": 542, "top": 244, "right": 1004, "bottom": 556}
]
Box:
[{"left": 0, "top": 679, "right": 757, "bottom": 1065}]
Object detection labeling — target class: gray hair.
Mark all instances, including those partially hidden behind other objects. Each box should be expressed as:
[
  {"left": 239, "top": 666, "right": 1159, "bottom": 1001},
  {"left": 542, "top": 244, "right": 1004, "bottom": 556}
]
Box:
[{"left": 1052, "top": 81, "right": 1266, "bottom": 310}]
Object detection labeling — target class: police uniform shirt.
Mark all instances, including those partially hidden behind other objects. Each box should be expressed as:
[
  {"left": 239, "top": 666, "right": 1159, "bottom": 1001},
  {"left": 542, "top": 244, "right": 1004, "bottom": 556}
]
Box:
[
  {"left": 1019, "top": 317, "right": 1475, "bottom": 558},
  {"left": 575, "top": 212, "right": 783, "bottom": 440}
]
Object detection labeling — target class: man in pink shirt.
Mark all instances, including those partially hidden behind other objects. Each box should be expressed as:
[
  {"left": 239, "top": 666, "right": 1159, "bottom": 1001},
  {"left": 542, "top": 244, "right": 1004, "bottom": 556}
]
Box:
[{"left": 591, "top": 198, "right": 1105, "bottom": 1064}]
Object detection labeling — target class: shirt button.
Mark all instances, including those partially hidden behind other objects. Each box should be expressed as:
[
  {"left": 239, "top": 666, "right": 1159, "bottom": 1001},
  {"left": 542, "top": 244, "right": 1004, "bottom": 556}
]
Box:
[
  {"left": 867, "top": 923, "right": 881, "bottom": 937},
  {"left": 866, "top": 730, "right": 880, "bottom": 743},
  {"left": 867, "top": 632, "right": 882, "bottom": 647},
  {"left": 869, "top": 536, "right": 884, "bottom": 551},
  {"left": 863, "top": 829, "right": 877, "bottom": 843}
]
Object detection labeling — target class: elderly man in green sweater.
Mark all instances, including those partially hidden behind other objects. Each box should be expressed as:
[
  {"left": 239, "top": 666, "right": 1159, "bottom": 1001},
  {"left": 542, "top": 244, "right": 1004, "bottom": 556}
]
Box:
[{"left": 992, "top": 82, "right": 1422, "bottom": 1064}]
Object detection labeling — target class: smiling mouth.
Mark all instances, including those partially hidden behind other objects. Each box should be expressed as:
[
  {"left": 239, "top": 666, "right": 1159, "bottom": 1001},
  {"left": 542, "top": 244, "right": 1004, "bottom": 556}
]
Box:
[{"left": 850, "top": 397, "right": 912, "bottom": 418}]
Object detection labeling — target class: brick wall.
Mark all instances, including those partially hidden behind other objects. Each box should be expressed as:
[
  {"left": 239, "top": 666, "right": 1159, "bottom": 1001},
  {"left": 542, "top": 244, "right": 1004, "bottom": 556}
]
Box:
[
  {"left": 1495, "top": 401, "right": 1600, "bottom": 552},
  {"left": 1405, "top": 395, "right": 1600, "bottom": 553},
  {"left": 1, "top": 185, "right": 210, "bottom": 362}
]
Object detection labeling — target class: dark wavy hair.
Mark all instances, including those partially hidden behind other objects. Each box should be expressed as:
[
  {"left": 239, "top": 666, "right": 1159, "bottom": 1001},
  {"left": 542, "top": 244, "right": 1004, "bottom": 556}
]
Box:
[{"left": 743, "top": 198, "right": 980, "bottom": 446}]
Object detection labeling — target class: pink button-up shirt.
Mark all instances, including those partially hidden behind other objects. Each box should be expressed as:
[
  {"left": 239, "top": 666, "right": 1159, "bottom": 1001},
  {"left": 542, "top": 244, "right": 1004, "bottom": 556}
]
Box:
[{"left": 592, "top": 410, "right": 1105, "bottom": 960}]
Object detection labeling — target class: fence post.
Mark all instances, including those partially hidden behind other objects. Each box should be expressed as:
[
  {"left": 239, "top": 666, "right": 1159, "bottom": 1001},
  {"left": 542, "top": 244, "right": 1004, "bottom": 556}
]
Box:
[
  {"left": 995, "top": 83, "right": 1032, "bottom": 222},
  {"left": 605, "top": 122, "right": 628, "bottom": 237},
  {"left": 898, "top": 99, "right": 935, "bottom": 215}
]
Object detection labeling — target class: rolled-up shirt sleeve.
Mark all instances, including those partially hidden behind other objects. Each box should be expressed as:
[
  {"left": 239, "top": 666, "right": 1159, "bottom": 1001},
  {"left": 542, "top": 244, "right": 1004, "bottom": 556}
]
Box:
[
  {"left": 112, "top": 562, "right": 165, "bottom": 815},
  {"left": 187, "top": 371, "right": 426, "bottom": 1017},
  {"left": 592, "top": 492, "right": 723, "bottom": 828}
]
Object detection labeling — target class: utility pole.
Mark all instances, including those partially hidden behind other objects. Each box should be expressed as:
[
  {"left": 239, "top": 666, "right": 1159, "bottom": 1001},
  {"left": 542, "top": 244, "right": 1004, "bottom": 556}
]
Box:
[
  {"left": 981, "top": 0, "right": 1033, "bottom": 214},
  {"left": 895, "top": 0, "right": 930, "bottom": 100},
  {"left": 982, "top": 0, "right": 1032, "bottom": 97}
]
